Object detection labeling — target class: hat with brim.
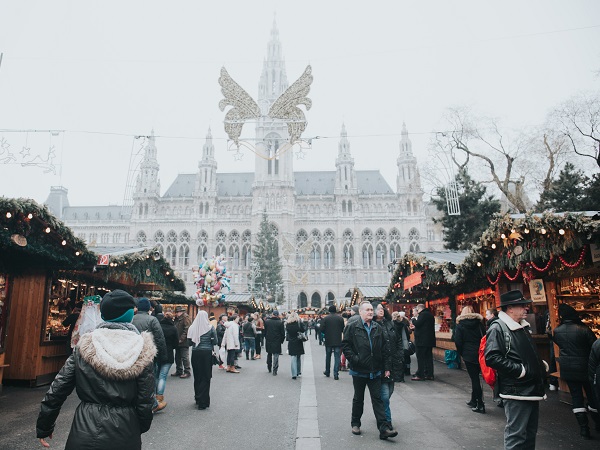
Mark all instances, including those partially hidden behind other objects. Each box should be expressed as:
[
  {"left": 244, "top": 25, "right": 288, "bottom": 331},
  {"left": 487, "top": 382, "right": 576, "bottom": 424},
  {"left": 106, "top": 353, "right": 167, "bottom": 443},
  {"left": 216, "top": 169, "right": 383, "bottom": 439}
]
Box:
[
  {"left": 500, "top": 290, "right": 532, "bottom": 307},
  {"left": 175, "top": 306, "right": 186, "bottom": 312}
]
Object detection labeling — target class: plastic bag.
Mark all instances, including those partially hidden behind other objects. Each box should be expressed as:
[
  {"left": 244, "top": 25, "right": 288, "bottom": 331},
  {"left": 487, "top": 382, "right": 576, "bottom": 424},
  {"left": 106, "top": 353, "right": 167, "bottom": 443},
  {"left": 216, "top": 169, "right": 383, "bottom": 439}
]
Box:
[
  {"left": 445, "top": 349, "right": 460, "bottom": 369},
  {"left": 218, "top": 346, "right": 227, "bottom": 364}
]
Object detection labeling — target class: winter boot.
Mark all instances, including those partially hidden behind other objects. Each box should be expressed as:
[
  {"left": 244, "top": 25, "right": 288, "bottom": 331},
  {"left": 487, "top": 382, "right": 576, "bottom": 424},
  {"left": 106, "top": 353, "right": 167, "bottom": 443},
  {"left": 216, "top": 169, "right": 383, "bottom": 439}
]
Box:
[
  {"left": 245, "top": 351, "right": 250, "bottom": 360},
  {"left": 575, "top": 412, "right": 591, "bottom": 439},
  {"left": 471, "top": 399, "right": 486, "bottom": 414},
  {"left": 153, "top": 395, "right": 167, "bottom": 413},
  {"left": 251, "top": 351, "right": 255, "bottom": 359},
  {"left": 589, "top": 410, "right": 600, "bottom": 432},
  {"left": 466, "top": 395, "right": 477, "bottom": 408}
]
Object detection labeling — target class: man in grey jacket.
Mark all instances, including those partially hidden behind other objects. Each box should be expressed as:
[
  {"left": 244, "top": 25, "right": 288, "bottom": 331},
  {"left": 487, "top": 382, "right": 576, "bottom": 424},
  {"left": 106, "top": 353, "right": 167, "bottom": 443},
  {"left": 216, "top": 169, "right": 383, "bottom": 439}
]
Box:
[{"left": 132, "top": 297, "right": 168, "bottom": 365}]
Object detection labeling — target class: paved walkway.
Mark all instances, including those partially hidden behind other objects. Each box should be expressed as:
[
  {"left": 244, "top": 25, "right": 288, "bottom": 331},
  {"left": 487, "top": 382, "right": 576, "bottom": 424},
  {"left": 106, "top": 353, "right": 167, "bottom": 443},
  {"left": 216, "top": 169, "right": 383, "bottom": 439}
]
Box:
[{"left": 0, "top": 337, "right": 598, "bottom": 449}]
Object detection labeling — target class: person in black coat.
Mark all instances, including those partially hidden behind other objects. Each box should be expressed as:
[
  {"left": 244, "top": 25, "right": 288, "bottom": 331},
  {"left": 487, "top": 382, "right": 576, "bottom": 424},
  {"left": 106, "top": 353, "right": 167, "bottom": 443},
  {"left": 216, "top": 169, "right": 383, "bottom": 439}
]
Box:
[
  {"left": 156, "top": 312, "right": 179, "bottom": 412},
  {"left": 264, "top": 311, "right": 286, "bottom": 375},
  {"left": 320, "top": 305, "right": 345, "bottom": 380},
  {"left": 455, "top": 306, "right": 486, "bottom": 413},
  {"left": 551, "top": 303, "right": 598, "bottom": 438},
  {"left": 590, "top": 339, "right": 600, "bottom": 432},
  {"left": 285, "top": 312, "right": 305, "bottom": 379},
  {"left": 410, "top": 304, "right": 436, "bottom": 381},
  {"left": 36, "top": 290, "right": 156, "bottom": 450}
]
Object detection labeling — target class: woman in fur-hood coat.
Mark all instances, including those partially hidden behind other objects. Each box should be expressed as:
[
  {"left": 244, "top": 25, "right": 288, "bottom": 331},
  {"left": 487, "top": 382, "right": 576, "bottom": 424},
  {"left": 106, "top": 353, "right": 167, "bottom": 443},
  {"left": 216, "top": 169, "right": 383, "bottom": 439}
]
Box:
[{"left": 36, "top": 290, "right": 157, "bottom": 450}]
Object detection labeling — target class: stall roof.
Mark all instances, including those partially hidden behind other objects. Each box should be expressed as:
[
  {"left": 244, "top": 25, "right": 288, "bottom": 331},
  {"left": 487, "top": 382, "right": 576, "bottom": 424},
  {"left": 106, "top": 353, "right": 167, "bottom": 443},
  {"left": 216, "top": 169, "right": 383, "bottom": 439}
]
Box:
[
  {"left": 416, "top": 251, "right": 470, "bottom": 265},
  {"left": 355, "top": 285, "right": 388, "bottom": 298},
  {"left": 223, "top": 293, "right": 253, "bottom": 304}
]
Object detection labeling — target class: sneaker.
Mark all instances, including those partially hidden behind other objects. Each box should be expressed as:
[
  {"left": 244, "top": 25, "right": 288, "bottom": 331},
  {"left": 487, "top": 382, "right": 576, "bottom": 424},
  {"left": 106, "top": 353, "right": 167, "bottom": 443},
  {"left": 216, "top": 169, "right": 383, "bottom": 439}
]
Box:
[
  {"left": 549, "top": 384, "right": 557, "bottom": 391},
  {"left": 323, "top": 371, "right": 330, "bottom": 377},
  {"left": 180, "top": 373, "right": 191, "bottom": 379},
  {"left": 171, "top": 372, "right": 183, "bottom": 377},
  {"left": 334, "top": 375, "right": 339, "bottom": 380},
  {"left": 380, "top": 427, "right": 398, "bottom": 440},
  {"left": 351, "top": 426, "right": 361, "bottom": 435},
  {"left": 218, "top": 365, "right": 224, "bottom": 370}
]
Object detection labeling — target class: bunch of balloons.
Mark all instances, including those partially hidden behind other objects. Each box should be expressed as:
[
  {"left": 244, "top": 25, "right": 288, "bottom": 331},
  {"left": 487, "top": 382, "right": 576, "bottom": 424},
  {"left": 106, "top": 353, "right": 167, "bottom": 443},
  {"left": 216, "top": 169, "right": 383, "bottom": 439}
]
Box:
[{"left": 192, "top": 255, "right": 231, "bottom": 307}]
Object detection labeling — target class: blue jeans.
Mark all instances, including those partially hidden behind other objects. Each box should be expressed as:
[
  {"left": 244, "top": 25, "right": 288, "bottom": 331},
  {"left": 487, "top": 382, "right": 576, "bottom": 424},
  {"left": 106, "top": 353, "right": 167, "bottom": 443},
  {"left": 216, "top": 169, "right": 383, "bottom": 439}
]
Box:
[
  {"left": 244, "top": 337, "right": 255, "bottom": 358},
  {"left": 380, "top": 381, "right": 395, "bottom": 423},
  {"left": 155, "top": 362, "right": 173, "bottom": 396},
  {"left": 291, "top": 355, "right": 301, "bottom": 377},
  {"left": 325, "top": 346, "right": 341, "bottom": 377},
  {"left": 503, "top": 399, "right": 539, "bottom": 450}
]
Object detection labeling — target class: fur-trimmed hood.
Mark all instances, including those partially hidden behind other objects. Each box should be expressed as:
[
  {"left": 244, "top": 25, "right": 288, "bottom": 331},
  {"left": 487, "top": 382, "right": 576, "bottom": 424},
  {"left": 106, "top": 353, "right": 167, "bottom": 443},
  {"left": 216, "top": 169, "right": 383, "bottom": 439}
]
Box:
[
  {"left": 78, "top": 326, "right": 157, "bottom": 380},
  {"left": 456, "top": 312, "right": 483, "bottom": 323}
]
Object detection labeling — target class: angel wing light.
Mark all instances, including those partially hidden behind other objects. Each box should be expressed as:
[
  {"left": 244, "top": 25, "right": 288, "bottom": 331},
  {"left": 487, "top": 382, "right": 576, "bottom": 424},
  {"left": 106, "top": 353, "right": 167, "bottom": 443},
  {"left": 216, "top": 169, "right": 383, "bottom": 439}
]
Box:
[
  {"left": 269, "top": 65, "right": 313, "bottom": 144},
  {"left": 218, "top": 67, "right": 261, "bottom": 147}
]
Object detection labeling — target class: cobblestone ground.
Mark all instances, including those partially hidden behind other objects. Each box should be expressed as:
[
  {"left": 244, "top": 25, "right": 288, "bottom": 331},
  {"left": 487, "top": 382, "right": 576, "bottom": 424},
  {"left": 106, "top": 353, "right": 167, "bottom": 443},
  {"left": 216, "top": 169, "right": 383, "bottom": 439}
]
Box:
[{"left": 1, "top": 337, "right": 598, "bottom": 449}]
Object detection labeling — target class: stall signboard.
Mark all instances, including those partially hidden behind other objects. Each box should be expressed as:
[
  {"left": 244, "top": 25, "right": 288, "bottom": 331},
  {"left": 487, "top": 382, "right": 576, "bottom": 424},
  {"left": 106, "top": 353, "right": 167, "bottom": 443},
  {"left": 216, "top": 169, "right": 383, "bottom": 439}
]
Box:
[
  {"left": 529, "top": 279, "right": 547, "bottom": 304},
  {"left": 591, "top": 244, "right": 600, "bottom": 263},
  {"left": 404, "top": 271, "right": 423, "bottom": 289}
]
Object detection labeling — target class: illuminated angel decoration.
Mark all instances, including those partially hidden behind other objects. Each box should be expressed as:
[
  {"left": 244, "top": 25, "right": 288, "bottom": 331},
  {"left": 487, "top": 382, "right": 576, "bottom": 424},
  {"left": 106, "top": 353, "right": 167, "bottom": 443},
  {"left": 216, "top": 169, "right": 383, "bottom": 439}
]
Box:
[{"left": 218, "top": 65, "right": 313, "bottom": 147}]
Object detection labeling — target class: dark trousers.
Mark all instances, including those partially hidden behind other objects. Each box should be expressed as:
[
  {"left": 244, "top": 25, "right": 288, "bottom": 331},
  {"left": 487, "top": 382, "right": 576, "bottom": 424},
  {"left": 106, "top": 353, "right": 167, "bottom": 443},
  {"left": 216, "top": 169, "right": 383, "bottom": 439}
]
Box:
[
  {"left": 174, "top": 346, "right": 191, "bottom": 375},
  {"left": 191, "top": 349, "right": 212, "bottom": 407},
  {"left": 255, "top": 333, "right": 262, "bottom": 355},
  {"left": 267, "top": 352, "right": 280, "bottom": 373},
  {"left": 503, "top": 399, "right": 539, "bottom": 450},
  {"left": 566, "top": 379, "right": 597, "bottom": 412},
  {"left": 226, "top": 349, "right": 237, "bottom": 366},
  {"left": 464, "top": 361, "right": 483, "bottom": 402},
  {"left": 325, "top": 346, "right": 341, "bottom": 377},
  {"left": 351, "top": 375, "right": 387, "bottom": 430},
  {"left": 416, "top": 346, "right": 433, "bottom": 378}
]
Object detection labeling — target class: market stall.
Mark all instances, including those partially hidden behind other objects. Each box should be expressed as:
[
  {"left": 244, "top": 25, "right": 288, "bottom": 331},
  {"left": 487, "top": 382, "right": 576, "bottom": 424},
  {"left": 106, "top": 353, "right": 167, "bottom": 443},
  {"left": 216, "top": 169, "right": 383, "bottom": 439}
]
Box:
[{"left": 0, "top": 197, "right": 184, "bottom": 387}]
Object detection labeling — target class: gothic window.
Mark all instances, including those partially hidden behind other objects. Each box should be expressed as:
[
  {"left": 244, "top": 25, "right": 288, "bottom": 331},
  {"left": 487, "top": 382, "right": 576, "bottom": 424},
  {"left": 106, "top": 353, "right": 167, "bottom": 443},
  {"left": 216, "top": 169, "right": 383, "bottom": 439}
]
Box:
[
  {"left": 137, "top": 231, "right": 147, "bottom": 244},
  {"left": 216, "top": 229, "right": 226, "bottom": 242},
  {"left": 327, "top": 292, "right": 335, "bottom": 305},
  {"left": 215, "top": 243, "right": 226, "bottom": 256},
  {"left": 413, "top": 199, "right": 418, "bottom": 214},
  {"left": 375, "top": 228, "right": 387, "bottom": 242},
  {"left": 242, "top": 244, "right": 251, "bottom": 268},
  {"left": 95, "top": 212, "right": 100, "bottom": 219},
  {"left": 348, "top": 201, "right": 353, "bottom": 213},
  {"left": 138, "top": 204, "right": 143, "bottom": 216},
  {"left": 343, "top": 243, "right": 354, "bottom": 265},
  {"left": 389, "top": 242, "right": 401, "bottom": 261},
  {"left": 408, "top": 228, "right": 420, "bottom": 241},
  {"left": 409, "top": 242, "right": 421, "bottom": 253},
  {"left": 407, "top": 200, "right": 412, "bottom": 214},
  {"left": 101, "top": 233, "right": 109, "bottom": 244},
  {"left": 166, "top": 244, "right": 177, "bottom": 266},
  {"left": 311, "top": 292, "right": 322, "bottom": 308},
  {"left": 298, "top": 292, "right": 308, "bottom": 308},
  {"left": 342, "top": 200, "right": 346, "bottom": 214},
  {"left": 154, "top": 230, "right": 164, "bottom": 243},
  {"left": 362, "top": 243, "right": 373, "bottom": 268},
  {"left": 296, "top": 229, "right": 308, "bottom": 245},
  {"left": 167, "top": 230, "right": 177, "bottom": 243},
  {"left": 229, "top": 244, "right": 240, "bottom": 268},
  {"left": 179, "top": 244, "right": 190, "bottom": 267},
  {"left": 323, "top": 229, "right": 335, "bottom": 242},
  {"left": 376, "top": 243, "right": 386, "bottom": 267},
  {"left": 389, "top": 228, "right": 400, "bottom": 241},
  {"left": 310, "top": 229, "right": 322, "bottom": 242},
  {"left": 113, "top": 233, "right": 121, "bottom": 243},
  {"left": 361, "top": 228, "right": 373, "bottom": 242},
  {"left": 324, "top": 243, "right": 335, "bottom": 269},
  {"left": 229, "top": 229, "right": 240, "bottom": 243},
  {"left": 205, "top": 202, "right": 210, "bottom": 216},
  {"left": 310, "top": 243, "right": 321, "bottom": 269},
  {"left": 197, "top": 244, "right": 207, "bottom": 261},
  {"left": 72, "top": 213, "right": 78, "bottom": 219},
  {"left": 242, "top": 230, "right": 251, "bottom": 242},
  {"left": 84, "top": 212, "right": 89, "bottom": 220},
  {"left": 198, "top": 230, "right": 208, "bottom": 243},
  {"left": 144, "top": 204, "right": 148, "bottom": 217},
  {"left": 180, "top": 230, "right": 190, "bottom": 243},
  {"left": 315, "top": 205, "right": 320, "bottom": 215},
  {"left": 343, "top": 229, "right": 354, "bottom": 242}
]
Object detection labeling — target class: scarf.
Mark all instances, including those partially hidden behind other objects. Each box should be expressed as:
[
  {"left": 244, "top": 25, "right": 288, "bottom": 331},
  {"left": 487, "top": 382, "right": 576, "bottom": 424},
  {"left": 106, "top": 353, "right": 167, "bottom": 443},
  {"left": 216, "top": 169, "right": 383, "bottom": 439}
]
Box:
[{"left": 188, "top": 310, "right": 212, "bottom": 345}]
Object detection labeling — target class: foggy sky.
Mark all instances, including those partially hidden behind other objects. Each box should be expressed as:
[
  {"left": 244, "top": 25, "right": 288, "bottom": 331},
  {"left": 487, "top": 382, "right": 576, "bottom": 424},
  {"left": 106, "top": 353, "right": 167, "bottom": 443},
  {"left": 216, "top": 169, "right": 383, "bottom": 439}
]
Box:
[{"left": 0, "top": 0, "right": 599, "bottom": 206}]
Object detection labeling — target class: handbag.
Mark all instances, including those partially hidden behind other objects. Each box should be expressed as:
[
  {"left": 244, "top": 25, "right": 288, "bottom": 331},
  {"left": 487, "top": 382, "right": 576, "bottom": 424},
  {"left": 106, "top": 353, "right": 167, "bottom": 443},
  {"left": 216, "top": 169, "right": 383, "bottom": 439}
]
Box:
[
  {"left": 406, "top": 341, "right": 416, "bottom": 356},
  {"left": 297, "top": 331, "right": 309, "bottom": 342},
  {"left": 211, "top": 352, "right": 220, "bottom": 366}
]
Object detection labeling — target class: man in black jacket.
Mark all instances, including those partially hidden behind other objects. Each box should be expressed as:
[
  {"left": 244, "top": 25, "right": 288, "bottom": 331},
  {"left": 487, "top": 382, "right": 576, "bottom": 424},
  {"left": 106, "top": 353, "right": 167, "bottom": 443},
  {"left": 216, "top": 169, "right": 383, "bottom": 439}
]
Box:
[
  {"left": 264, "top": 311, "right": 285, "bottom": 375},
  {"left": 410, "top": 304, "right": 436, "bottom": 381},
  {"left": 321, "top": 305, "right": 345, "bottom": 380},
  {"left": 485, "top": 290, "right": 547, "bottom": 450},
  {"left": 341, "top": 301, "right": 397, "bottom": 440}
]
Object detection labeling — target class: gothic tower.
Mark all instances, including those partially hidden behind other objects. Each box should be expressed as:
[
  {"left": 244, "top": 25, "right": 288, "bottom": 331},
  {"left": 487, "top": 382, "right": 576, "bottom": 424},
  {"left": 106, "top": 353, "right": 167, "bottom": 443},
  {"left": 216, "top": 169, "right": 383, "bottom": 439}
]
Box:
[
  {"left": 132, "top": 130, "right": 160, "bottom": 219},
  {"left": 396, "top": 122, "right": 423, "bottom": 215},
  {"left": 334, "top": 123, "right": 358, "bottom": 197},
  {"left": 193, "top": 127, "right": 218, "bottom": 218}
]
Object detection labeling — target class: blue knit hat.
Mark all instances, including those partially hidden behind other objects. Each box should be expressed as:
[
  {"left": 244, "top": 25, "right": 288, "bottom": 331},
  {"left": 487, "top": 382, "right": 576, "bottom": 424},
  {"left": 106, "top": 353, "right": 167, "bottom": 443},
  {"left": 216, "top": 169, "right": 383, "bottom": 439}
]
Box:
[{"left": 137, "top": 297, "right": 151, "bottom": 312}]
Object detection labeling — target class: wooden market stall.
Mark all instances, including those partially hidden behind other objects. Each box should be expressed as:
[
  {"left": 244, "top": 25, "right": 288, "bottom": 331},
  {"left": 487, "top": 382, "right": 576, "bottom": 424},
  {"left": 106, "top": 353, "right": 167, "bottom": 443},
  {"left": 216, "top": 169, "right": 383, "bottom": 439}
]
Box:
[
  {"left": 467, "top": 211, "right": 600, "bottom": 400},
  {"left": 0, "top": 198, "right": 185, "bottom": 387}
]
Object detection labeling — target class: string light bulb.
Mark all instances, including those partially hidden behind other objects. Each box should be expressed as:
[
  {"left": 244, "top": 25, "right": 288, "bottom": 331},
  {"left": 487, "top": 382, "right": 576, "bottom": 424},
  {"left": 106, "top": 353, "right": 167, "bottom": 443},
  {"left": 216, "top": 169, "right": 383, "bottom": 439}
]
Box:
[
  {"left": 27, "top": 213, "right": 33, "bottom": 219},
  {"left": 476, "top": 262, "right": 482, "bottom": 267},
  {"left": 540, "top": 228, "right": 547, "bottom": 235},
  {"left": 61, "top": 240, "right": 66, "bottom": 246},
  {"left": 559, "top": 229, "right": 565, "bottom": 235},
  {"left": 501, "top": 233, "right": 506, "bottom": 239},
  {"left": 524, "top": 228, "right": 530, "bottom": 234},
  {"left": 491, "top": 243, "right": 497, "bottom": 249},
  {"left": 6, "top": 212, "right": 12, "bottom": 218},
  {"left": 45, "top": 227, "right": 51, "bottom": 233},
  {"left": 75, "top": 251, "right": 80, "bottom": 256}
]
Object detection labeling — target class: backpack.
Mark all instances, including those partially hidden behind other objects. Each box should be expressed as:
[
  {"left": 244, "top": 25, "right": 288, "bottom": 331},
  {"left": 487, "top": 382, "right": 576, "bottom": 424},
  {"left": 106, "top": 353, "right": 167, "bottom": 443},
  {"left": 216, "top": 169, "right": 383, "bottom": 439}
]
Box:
[{"left": 479, "top": 321, "right": 511, "bottom": 389}]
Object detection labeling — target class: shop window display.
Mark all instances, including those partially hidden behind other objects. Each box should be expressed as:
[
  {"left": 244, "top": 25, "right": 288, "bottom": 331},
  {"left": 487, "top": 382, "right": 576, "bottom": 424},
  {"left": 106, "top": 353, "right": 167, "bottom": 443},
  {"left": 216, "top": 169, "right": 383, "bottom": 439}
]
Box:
[{"left": 556, "top": 275, "right": 600, "bottom": 337}]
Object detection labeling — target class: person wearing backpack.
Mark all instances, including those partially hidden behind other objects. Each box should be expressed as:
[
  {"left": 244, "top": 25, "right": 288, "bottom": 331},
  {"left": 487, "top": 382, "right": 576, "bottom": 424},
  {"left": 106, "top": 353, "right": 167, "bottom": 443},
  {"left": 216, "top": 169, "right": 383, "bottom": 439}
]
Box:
[
  {"left": 455, "top": 306, "right": 486, "bottom": 413},
  {"left": 485, "top": 290, "right": 548, "bottom": 450}
]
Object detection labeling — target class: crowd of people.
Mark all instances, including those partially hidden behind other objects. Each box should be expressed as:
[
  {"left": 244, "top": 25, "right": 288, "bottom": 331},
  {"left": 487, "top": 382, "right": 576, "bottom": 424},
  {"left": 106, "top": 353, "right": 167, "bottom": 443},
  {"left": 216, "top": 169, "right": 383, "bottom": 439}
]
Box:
[{"left": 34, "top": 288, "right": 600, "bottom": 449}]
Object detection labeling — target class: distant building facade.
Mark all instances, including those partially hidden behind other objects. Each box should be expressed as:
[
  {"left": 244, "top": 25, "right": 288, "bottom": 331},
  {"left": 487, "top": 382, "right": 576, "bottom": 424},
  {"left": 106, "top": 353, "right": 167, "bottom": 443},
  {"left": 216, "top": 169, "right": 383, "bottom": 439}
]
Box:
[{"left": 46, "top": 22, "right": 444, "bottom": 308}]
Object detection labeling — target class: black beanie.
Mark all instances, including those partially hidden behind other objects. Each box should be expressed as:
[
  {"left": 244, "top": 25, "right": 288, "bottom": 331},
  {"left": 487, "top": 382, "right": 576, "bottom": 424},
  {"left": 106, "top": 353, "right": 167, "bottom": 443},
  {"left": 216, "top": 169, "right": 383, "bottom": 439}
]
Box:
[
  {"left": 328, "top": 305, "right": 337, "bottom": 313},
  {"left": 558, "top": 303, "right": 580, "bottom": 323},
  {"left": 100, "top": 289, "right": 136, "bottom": 321}
]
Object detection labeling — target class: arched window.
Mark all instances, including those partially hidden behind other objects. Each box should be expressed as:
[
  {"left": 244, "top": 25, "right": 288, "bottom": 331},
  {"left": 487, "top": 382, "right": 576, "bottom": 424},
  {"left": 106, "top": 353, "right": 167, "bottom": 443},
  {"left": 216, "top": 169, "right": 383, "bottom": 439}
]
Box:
[
  {"left": 229, "top": 244, "right": 240, "bottom": 268},
  {"left": 343, "top": 229, "right": 354, "bottom": 241},
  {"left": 166, "top": 244, "right": 177, "bottom": 266},
  {"left": 179, "top": 230, "right": 190, "bottom": 243},
  {"left": 197, "top": 244, "right": 207, "bottom": 261},
  {"left": 198, "top": 230, "right": 208, "bottom": 243},
  {"left": 407, "top": 199, "right": 412, "bottom": 214},
  {"left": 324, "top": 243, "right": 335, "bottom": 269},
  {"left": 242, "top": 230, "right": 252, "bottom": 243},
  {"left": 179, "top": 244, "right": 190, "bottom": 267},
  {"left": 216, "top": 229, "right": 226, "bottom": 242},
  {"left": 215, "top": 243, "right": 226, "bottom": 256},
  {"left": 327, "top": 292, "right": 335, "bottom": 306},
  {"left": 298, "top": 292, "right": 308, "bottom": 308},
  {"left": 409, "top": 228, "right": 420, "bottom": 241},
  {"left": 362, "top": 243, "right": 373, "bottom": 268},
  {"left": 229, "top": 229, "right": 240, "bottom": 243},
  {"left": 343, "top": 243, "right": 354, "bottom": 265},
  {"left": 154, "top": 230, "right": 164, "bottom": 244},
  {"left": 390, "top": 242, "right": 401, "bottom": 261},
  {"left": 310, "top": 229, "right": 322, "bottom": 242},
  {"left": 138, "top": 204, "right": 143, "bottom": 217},
  {"left": 348, "top": 200, "right": 353, "bottom": 213},
  {"left": 323, "top": 229, "right": 335, "bottom": 242},
  {"left": 136, "top": 231, "right": 146, "bottom": 245},
  {"left": 167, "top": 230, "right": 177, "bottom": 243},
  {"left": 409, "top": 242, "right": 421, "bottom": 253},
  {"left": 361, "top": 228, "right": 373, "bottom": 242},
  {"left": 376, "top": 243, "right": 386, "bottom": 267},
  {"left": 296, "top": 229, "right": 308, "bottom": 245},
  {"left": 389, "top": 228, "right": 401, "bottom": 241},
  {"left": 242, "top": 244, "right": 251, "bottom": 268},
  {"left": 375, "top": 228, "right": 387, "bottom": 242},
  {"left": 311, "top": 292, "right": 321, "bottom": 308},
  {"left": 342, "top": 200, "right": 346, "bottom": 214},
  {"left": 310, "top": 243, "right": 321, "bottom": 269}
]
